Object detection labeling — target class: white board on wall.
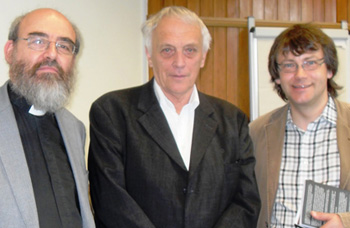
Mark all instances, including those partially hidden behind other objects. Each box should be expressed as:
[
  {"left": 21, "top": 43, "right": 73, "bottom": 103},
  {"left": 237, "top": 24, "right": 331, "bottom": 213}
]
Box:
[{"left": 248, "top": 19, "right": 350, "bottom": 121}]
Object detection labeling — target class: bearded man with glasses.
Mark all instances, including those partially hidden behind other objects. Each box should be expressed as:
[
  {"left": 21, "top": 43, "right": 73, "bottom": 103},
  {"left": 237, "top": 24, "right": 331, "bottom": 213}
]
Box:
[
  {"left": 250, "top": 23, "right": 350, "bottom": 228},
  {"left": 0, "top": 8, "right": 95, "bottom": 228}
]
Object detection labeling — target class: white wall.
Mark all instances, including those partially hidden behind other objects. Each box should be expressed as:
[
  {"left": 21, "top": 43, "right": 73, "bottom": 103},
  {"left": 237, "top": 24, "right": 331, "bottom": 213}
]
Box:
[{"left": 0, "top": 0, "right": 148, "bottom": 148}]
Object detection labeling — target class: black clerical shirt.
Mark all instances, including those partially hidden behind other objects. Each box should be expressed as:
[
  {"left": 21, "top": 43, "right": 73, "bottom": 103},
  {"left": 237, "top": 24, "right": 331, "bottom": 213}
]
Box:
[{"left": 8, "top": 85, "right": 82, "bottom": 228}]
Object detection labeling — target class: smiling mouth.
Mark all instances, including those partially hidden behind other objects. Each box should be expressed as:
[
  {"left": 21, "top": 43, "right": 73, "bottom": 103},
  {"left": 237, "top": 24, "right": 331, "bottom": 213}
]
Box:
[{"left": 293, "top": 84, "right": 310, "bottom": 89}]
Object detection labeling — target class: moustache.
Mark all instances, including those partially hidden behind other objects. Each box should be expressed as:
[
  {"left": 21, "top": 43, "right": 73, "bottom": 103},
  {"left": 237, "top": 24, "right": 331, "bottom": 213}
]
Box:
[{"left": 30, "top": 60, "right": 65, "bottom": 79}]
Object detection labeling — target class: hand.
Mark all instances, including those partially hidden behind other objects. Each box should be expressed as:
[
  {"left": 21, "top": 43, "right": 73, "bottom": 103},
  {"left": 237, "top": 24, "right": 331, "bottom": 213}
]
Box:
[{"left": 310, "top": 211, "right": 344, "bottom": 228}]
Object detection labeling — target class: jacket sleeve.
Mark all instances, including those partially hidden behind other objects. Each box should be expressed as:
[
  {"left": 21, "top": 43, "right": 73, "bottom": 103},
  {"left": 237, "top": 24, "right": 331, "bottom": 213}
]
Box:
[
  {"left": 338, "top": 212, "right": 350, "bottom": 228},
  {"left": 214, "top": 114, "right": 261, "bottom": 228},
  {"left": 88, "top": 100, "right": 156, "bottom": 228}
]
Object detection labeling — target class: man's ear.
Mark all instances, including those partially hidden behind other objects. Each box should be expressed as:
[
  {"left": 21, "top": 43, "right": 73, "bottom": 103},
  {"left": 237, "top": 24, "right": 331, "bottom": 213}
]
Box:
[
  {"left": 327, "top": 70, "right": 333, "bottom": 79},
  {"left": 4, "top": 40, "right": 15, "bottom": 64},
  {"left": 200, "top": 51, "right": 208, "bottom": 68},
  {"left": 145, "top": 47, "right": 153, "bottom": 68}
]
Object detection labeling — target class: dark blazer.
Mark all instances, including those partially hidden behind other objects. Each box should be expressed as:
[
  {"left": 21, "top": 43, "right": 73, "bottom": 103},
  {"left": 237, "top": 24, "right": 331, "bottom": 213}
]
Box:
[{"left": 88, "top": 79, "right": 260, "bottom": 228}]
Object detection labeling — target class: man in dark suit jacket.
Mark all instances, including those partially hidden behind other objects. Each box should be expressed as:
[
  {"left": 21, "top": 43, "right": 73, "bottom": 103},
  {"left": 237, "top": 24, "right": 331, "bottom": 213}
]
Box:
[{"left": 88, "top": 6, "right": 260, "bottom": 228}]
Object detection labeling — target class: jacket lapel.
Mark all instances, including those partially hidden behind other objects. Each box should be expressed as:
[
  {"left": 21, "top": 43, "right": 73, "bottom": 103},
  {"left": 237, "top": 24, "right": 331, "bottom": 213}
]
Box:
[
  {"left": 265, "top": 105, "right": 288, "bottom": 221},
  {"left": 137, "top": 80, "right": 187, "bottom": 170},
  {"left": 55, "top": 109, "right": 86, "bottom": 197},
  {"left": 334, "top": 99, "right": 350, "bottom": 189},
  {"left": 0, "top": 81, "right": 39, "bottom": 227},
  {"left": 337, "top": 121, "right": 350, "bottom": 188},
  {"left": 55, "top": 109, "right": 95, "bottom": 227},
  {"left": 55, "top": 109, "right": 85, "bottom": 176},
  {"left": 189, "top": 93, "right": 217, "bottom": 178}
]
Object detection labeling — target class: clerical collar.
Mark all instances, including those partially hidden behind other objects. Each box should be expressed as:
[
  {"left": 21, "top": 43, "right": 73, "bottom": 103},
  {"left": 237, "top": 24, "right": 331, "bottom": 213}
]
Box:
[
  {"left": 28, "top": 106, "right": 46, "bottom": 116},
  {"left": 8, "top": 83, "right": 47, "bottom": 116}
]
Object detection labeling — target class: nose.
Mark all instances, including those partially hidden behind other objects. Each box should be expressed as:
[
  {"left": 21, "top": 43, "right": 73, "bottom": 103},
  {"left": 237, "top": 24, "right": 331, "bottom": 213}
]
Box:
[
  {"left": 172, "top": 52, "right": 185, "bottom": 68},
  {"left": 294, "top": 64, "right": 307, "bottom": 79},
  {"left": 43, "top": 42, "right": 58, "bottom": 60}
]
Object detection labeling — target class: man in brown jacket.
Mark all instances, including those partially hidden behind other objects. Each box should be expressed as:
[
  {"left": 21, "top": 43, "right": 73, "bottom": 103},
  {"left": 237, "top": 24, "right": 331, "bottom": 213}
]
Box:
[{"left": 250, "top": 23, "right": 350, "bottom": 228}]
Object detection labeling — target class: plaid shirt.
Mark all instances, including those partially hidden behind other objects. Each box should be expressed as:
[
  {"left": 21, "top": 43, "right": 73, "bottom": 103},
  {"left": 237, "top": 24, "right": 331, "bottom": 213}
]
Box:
[{"left": 270, "top": 97, "right": 340, "bottom": 228}]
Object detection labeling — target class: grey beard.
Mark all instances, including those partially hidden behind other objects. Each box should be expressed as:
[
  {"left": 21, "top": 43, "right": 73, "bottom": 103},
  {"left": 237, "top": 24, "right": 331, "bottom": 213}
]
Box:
[
  {"left": 11, "top": 73, "right": 74, "bottom": 113},
  {"left": 9, "top": 61, "right": 76, "bottom": 113}
]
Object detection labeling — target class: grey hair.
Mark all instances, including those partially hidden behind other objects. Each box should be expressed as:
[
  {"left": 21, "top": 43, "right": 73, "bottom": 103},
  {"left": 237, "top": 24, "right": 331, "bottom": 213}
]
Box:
[
  {"left": 141, "top": 6, "right": 212, "bottom": 55},
  {"left": 8, "top": 10, "right": 82, "bottom": 55}
]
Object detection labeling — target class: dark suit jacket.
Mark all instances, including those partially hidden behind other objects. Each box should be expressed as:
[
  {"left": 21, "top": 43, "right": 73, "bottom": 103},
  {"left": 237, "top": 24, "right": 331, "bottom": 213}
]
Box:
[{"left": 88, "top": 79, "right": 260, "bottom": 228}]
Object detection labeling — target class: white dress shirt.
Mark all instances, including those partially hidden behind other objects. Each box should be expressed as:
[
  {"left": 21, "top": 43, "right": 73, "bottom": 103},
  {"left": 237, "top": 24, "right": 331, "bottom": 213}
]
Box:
[{"left": 153, "top": 80, "right": 199, "bottom": 170}]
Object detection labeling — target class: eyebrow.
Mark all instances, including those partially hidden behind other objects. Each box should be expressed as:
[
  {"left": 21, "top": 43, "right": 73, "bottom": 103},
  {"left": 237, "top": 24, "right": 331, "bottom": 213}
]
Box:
[
  {"left": 27, "top": 32, "right": 75, "bottom": 45},
  {"left": 280, "top": 54, "right": 320, "bottom": 62},
  {"left": 303, "top": 56, "right": 320, "bottom": 60}
]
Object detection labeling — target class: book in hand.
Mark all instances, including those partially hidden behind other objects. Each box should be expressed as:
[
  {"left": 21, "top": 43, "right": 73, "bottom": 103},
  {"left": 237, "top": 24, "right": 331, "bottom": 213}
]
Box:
[{"left": 296, "top": 180, "right": 350, "bottom": 228}]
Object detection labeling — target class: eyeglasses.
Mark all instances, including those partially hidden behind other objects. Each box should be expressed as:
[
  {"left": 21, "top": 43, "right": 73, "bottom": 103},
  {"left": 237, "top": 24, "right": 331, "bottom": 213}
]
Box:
[
  {"left": 278, "top": 58, "right": 325, "bottom": 73},
  {"left": 16, "top": 36, "right": 76, "bottom": 55}
]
